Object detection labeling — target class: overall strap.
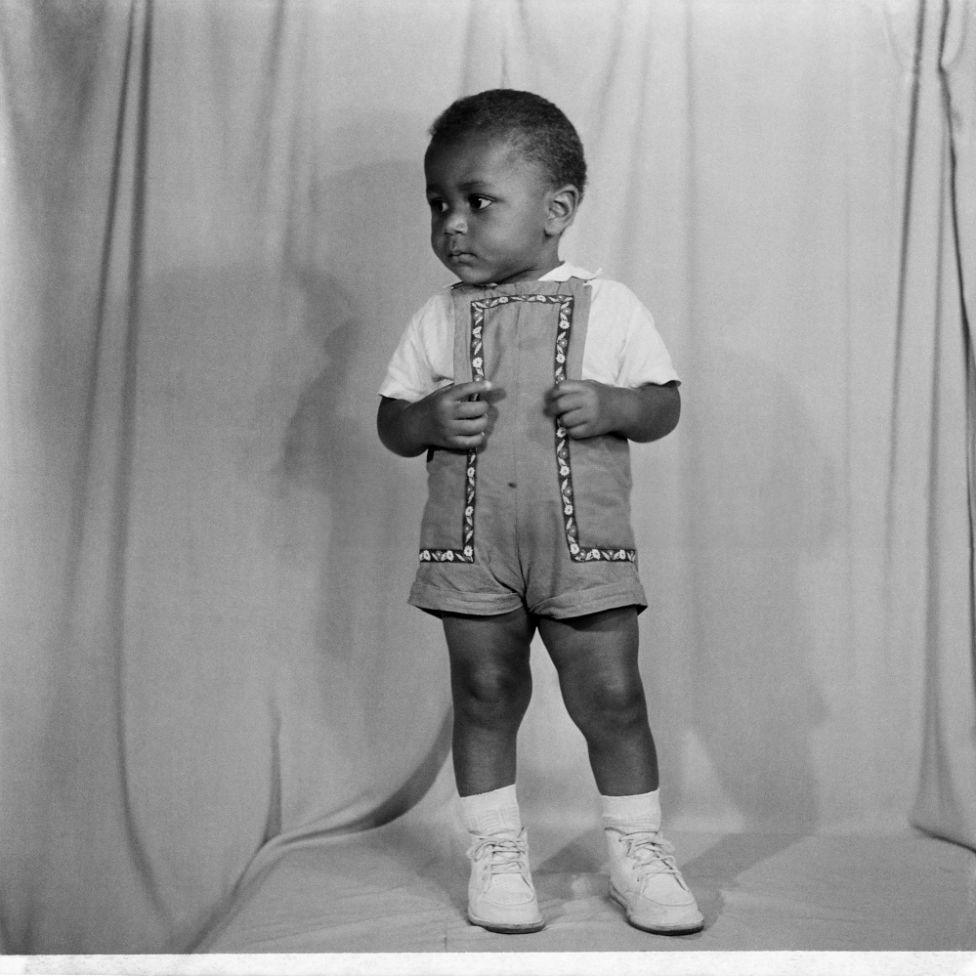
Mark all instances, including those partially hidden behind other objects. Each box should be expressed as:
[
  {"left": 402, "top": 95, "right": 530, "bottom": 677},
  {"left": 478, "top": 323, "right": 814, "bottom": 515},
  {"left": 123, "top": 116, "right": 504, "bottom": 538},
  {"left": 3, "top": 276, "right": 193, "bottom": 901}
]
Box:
[{"left": 449, "top": 276, "right": 592, "bottom": 384}]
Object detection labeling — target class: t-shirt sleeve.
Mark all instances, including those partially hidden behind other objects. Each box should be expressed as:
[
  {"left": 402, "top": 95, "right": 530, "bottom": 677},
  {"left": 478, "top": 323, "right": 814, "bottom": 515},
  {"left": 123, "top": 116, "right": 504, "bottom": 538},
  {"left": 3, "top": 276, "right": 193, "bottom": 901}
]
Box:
[
  {"left": 377, "top": 293, "right": 454, "bottom": 401},
  {"left": 586, "top": 280, "right": 681, "bottom": 388},
  {"left": 617, "top": 301, "right": 681, "bottom": 388}
]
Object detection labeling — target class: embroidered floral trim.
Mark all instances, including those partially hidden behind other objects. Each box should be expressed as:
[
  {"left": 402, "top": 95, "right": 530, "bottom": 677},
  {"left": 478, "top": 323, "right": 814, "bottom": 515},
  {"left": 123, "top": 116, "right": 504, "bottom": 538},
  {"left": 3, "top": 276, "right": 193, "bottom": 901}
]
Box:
[
  {"left": 418, "top": 449, "right": 477, "bottom": 562},
  {"left": 418, "top": 301, "right": 486, "bottom": 564},
  {"left": 550, "top": 299, "right": 636, "bottom": 564},
  {"left": 419, "top": 292, "right": 636, "bottom": 564}
]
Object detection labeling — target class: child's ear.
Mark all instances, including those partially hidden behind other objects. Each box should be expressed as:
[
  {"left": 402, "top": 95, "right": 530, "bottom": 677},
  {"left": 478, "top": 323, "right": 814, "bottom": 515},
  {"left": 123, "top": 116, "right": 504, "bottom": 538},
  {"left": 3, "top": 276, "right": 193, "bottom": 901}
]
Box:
[{"left": 545, "top": 185, "right": 580, "bottom": 236}]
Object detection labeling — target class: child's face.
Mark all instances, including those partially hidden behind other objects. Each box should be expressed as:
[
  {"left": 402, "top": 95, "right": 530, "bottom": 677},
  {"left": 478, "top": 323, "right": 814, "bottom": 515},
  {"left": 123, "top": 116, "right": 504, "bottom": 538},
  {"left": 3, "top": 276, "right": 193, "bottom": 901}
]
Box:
[{"left": 424, "top": 134, "right": 567, "bottom": 286}]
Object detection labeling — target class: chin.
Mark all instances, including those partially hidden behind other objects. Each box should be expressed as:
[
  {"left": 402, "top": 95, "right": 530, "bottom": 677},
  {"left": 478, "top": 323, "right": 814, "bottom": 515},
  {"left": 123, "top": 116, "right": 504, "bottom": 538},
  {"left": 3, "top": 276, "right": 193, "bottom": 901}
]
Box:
[{"left": 452, "top": 268, "right": 497, "bottom": 285}]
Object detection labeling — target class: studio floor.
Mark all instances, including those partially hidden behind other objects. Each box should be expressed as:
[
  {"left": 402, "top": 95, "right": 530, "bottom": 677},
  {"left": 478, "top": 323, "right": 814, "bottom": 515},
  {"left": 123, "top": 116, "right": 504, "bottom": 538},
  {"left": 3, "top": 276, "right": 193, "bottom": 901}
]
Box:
[{"left": 193, "top": 776, "right": 976, "bottom": 957}]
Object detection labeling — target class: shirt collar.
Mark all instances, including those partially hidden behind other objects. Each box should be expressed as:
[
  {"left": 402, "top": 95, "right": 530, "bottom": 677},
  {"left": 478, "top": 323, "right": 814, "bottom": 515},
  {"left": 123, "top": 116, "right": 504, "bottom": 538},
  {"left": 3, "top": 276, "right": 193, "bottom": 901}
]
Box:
[
  {"left": 540, "top": 262, "right": 597, "bottom": 282},
  {"left": 451, "top": 262, "right": 598, "bottom": 292}
]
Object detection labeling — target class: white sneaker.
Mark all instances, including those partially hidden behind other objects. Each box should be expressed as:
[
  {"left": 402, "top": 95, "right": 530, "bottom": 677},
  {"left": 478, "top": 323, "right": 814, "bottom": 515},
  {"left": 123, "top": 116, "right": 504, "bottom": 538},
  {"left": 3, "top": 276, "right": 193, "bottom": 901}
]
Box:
[
  {"left": 605, "top": 828, "right": 704, "bottom": 934},
  {"left": 466, "top": 828, "right": 545, "bottom": 934}
]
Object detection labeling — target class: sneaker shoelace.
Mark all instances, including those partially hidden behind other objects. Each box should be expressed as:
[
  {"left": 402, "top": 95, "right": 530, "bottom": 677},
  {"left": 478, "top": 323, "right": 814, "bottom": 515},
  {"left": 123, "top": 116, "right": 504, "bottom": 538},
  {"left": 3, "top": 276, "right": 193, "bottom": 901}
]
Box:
[
  {"left": 469, "top": 832, "right": 531, "bottom": 883},
  {"left": 620, "top": 831, "right": 686, "bottom": 888}
]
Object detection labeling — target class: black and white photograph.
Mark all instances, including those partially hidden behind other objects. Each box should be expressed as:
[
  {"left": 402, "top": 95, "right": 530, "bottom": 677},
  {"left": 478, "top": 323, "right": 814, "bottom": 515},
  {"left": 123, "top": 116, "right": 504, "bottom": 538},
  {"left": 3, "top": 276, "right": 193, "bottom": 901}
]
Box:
[{"left": 0, "top": 1, "right": 973, "bottom": 973}]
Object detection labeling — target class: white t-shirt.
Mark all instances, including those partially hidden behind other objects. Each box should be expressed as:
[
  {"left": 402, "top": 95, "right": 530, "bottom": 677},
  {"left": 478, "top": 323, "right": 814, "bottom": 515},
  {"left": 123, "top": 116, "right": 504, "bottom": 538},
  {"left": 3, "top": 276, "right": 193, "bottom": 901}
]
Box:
[{"left": 378, "top": 262, "right": 679, "bottom": 402}]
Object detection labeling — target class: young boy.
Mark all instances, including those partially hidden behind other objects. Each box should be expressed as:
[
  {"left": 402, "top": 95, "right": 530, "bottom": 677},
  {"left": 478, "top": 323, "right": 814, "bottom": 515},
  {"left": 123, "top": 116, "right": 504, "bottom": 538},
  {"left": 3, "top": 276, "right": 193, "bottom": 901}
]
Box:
[{"left": 377, "top": 89, "right": 703, "bottom": 936}]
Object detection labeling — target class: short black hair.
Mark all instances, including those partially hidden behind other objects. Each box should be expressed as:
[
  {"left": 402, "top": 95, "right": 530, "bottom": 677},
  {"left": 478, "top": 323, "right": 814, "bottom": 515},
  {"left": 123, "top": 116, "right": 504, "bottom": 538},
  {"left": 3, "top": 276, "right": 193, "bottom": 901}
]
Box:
[{"left": 428, "top": 89, "right": 587, "bottom": 197}]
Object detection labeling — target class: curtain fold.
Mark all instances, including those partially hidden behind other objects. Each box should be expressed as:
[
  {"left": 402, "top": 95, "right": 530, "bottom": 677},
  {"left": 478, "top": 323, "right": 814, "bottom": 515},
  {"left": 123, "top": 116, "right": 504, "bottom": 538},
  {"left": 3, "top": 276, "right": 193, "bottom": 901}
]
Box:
[
  {"left": 1, "top": 0, "right": 973, "bottom": 954},
  {"left": 908, "top": 0, "right": 976, "bottom": 849},
  {"left": 2, "top": 0, "right": 176, "bottom": 951}
]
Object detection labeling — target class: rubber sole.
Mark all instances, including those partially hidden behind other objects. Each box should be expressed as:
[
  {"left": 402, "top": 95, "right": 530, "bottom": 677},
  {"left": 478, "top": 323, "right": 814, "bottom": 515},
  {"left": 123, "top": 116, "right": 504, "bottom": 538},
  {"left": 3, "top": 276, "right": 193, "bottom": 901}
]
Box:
[
  {"left": 610, "top": 886, "right": 705, "bottom": 936},
  {"left": 467, "top": 913, "right": 546, "bottom": 934}
]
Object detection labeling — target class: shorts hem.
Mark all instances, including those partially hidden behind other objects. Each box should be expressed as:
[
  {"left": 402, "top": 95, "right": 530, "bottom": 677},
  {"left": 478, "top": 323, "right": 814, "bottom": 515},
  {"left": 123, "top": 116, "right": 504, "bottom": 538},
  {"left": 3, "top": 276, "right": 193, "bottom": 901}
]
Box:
[
  {"left": 408, "top": 583, "right": 524, "bottom": 618},
  {"left": 408, "top": 581, "right": 647, "bottom": 620},
  {"left": 531, "top": 582, "right": 647, "bottom": 620}
]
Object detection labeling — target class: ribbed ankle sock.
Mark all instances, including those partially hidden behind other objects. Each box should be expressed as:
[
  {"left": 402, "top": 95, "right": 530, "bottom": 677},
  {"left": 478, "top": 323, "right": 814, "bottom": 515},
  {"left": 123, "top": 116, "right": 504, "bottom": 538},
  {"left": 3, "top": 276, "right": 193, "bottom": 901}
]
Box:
[
  {"left": 460, "top": 784, "right": 522, "bottom": 835},
  {"left": 600, "top": 789, "right": 662, "bottom": 834}
]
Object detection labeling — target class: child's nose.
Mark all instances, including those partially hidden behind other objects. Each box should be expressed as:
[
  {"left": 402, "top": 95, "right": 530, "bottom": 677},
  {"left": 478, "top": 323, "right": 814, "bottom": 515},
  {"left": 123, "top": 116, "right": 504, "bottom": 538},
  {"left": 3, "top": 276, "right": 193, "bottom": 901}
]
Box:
[{"left": 443, "top": 210, "right": 467, "bottom": 234}]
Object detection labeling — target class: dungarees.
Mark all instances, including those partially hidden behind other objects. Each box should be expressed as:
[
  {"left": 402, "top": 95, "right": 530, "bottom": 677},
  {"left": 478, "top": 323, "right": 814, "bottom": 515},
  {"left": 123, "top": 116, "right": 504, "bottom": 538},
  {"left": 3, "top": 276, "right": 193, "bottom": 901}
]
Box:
[{"left": 409, "top": 276, "right": 647, "bottom": 619}]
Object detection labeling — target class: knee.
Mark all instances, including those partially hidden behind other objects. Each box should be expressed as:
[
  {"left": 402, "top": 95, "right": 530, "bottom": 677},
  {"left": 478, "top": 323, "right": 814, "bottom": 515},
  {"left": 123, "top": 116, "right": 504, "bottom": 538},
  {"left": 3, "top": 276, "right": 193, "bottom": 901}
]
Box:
[
  {"left": 452, "top": 661, "right": 531, "bottom": 723},
  {"left": 565, "top": 674, "right": 648, "bottom": 738}
]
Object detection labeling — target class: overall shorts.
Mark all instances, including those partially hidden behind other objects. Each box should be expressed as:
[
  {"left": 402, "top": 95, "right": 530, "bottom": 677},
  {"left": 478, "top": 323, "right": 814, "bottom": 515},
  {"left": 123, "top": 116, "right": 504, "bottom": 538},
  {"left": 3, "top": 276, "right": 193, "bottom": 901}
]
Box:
[{"left": 409, "top": 276, "right": 647, "bottom": 619}]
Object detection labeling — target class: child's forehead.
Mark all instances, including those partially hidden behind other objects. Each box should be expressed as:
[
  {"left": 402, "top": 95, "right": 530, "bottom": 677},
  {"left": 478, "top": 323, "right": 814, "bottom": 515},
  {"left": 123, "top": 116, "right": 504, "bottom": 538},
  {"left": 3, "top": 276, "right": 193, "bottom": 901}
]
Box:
[{"left": 425, "top": 131, "right": 539, "bottom": 178}]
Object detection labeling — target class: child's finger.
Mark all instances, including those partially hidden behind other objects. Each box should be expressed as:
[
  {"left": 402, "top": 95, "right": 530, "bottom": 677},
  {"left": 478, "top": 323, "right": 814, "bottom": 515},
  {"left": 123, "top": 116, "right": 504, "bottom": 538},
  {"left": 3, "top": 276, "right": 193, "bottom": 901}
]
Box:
[
  {"left": 558, "top": 407, "right": 584, "bottom": 429},
  {"left": 450, "top": 379, "right": 493, "bottom": 401},
  {"left": 544, "top": 384, "right": 567, "bottom": 410},
  {"left": 454, "top": 399, "right": 489, "bottom": 419},
  {"left": 546, "top": 379, "right": 586, "bottom": 403},
  {"left": 547, "top": 388, "right": 583, "bottom": 415},
  {"left": 451, "top": 416, "right": 488, "bottom": 436}
]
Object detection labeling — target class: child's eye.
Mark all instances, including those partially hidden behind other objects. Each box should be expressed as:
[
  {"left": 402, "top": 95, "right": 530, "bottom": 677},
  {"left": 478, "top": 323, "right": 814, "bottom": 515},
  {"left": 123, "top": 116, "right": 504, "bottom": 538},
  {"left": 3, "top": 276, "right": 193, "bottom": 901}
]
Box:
[
  {"left": 469, "top": 195, "right": 492, "bottom": 212},
  {"left": 427, "top": 198, "right": 448, "bottom": 214}
]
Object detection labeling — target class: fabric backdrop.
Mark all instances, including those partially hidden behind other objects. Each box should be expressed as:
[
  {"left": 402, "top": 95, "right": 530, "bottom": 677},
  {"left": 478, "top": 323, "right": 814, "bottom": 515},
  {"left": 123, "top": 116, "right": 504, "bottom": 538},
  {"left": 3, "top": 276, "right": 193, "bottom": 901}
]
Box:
[{"left": 1, "top": 0, "right": 973, "bottom": 955}]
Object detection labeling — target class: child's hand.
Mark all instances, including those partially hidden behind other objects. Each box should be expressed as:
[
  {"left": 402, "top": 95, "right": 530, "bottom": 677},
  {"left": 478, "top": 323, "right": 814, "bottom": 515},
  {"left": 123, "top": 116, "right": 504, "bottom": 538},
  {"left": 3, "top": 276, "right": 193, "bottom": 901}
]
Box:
[
  {"left": 544, "top": 380, "right": 616, "bottom": 439},
  {"left": 543, "top": 379, "right": 681, "bottom": 443},
  {"left": 377, "top": 381, "right": 493, "bottom": 457},
  {"left": 415, "top": 380, "right": 493, "bottom": 451}
]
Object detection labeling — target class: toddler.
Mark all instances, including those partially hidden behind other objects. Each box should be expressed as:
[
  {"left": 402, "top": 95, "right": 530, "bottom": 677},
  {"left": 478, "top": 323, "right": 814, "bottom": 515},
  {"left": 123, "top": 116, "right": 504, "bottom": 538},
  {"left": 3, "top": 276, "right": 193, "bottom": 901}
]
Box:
[{"left": 377, "top": 89, "right": 703, "bottom": 936}]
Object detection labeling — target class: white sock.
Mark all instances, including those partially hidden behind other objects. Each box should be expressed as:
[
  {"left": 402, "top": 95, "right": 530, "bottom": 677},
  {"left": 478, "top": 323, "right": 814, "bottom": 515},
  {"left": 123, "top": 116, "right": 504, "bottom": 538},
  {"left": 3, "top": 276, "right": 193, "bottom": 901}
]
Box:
[
  {"left": 600, "top": 789, "right": 662, "bottom": 834},
  {"left": 460, "top": 784, "right": 522, "bottom": 835}
]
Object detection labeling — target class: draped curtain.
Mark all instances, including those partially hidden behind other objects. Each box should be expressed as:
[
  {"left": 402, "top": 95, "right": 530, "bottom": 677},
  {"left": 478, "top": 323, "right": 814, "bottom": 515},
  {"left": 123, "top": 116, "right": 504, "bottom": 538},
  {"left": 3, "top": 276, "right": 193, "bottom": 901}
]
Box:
[{"left": 0, "top": 0, "right": 972, "bottom": 954}]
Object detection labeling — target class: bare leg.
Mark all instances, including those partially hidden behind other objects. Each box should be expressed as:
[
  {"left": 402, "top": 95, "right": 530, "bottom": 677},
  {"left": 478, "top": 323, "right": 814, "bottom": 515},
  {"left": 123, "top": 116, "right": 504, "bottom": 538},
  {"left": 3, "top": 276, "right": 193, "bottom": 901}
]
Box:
[
  {"left": 442, "top": 608, "right": 536, "bottom": 797},
  {"left": 537, "top": 606, "right": 658, "bottom": 796}
]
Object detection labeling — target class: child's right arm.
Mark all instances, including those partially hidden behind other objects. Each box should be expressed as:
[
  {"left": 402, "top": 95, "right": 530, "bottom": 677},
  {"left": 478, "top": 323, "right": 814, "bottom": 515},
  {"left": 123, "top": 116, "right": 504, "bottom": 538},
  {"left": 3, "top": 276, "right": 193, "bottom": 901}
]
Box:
[{"left": 376, "top": 380, "right": 493, "bottom": 457}]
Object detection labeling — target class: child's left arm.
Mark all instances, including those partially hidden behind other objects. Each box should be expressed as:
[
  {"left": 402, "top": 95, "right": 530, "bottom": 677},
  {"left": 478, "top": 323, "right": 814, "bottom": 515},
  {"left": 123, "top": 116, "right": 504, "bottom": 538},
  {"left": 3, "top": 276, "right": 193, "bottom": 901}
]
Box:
[{"left": 543, "top": 379, "right": 680, "bottom": 443}]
